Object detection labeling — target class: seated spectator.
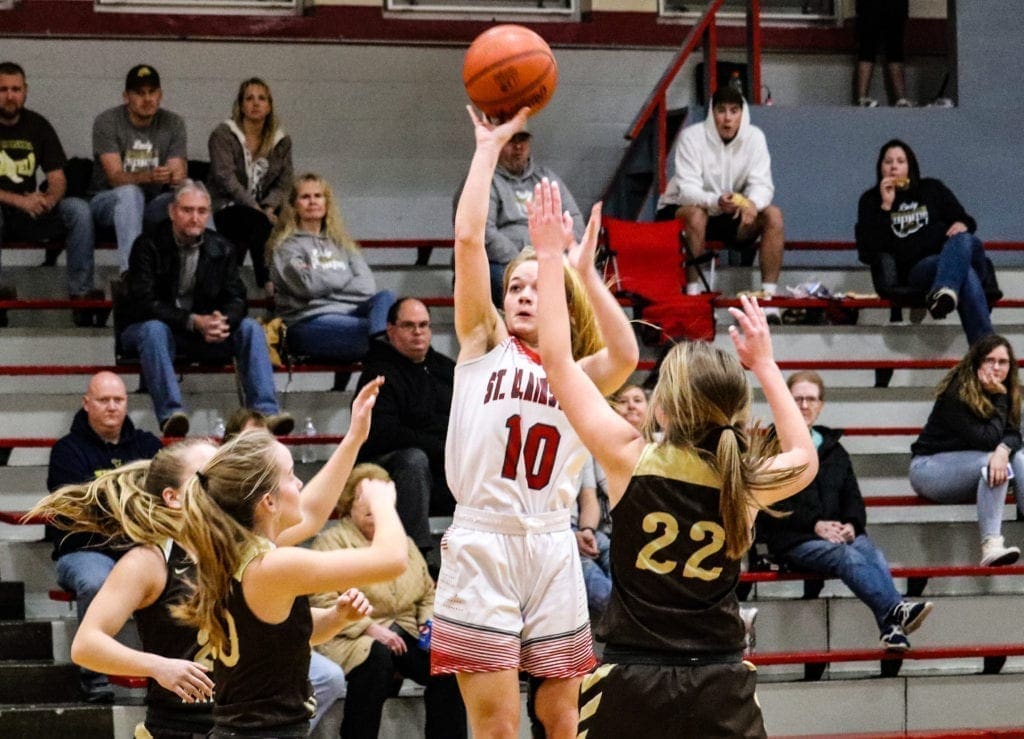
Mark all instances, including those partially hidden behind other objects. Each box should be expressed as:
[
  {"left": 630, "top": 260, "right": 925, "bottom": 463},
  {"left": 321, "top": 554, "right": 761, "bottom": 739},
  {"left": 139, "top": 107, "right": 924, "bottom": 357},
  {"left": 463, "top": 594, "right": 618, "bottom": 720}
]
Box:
[
  {"left": 355, "top": 297, "right": 455, "bottom": 553},
  {"left": 757, "top": 371, "right": 933, "bottom": 651},
  {"left": 44, "top": 370, "right": 163, "bottom": 701},
  {"left": 0, "top": 61, "right": 99, "bottom": 326},
  {"left": 120, "top": 179, "right": 292, "bottom": 437},
  {"left": 576, "top": 383, "right": 648, "bottom": 622},
  {"left": 89, "top": 64, "right": 186, "bottom": 274},
  {"left": 910, "top": 335, "right": 1024, "bottom": 566},
  {"left": 857, "top": 139, "right": 999, "bottom": 346},
  {"left": 268, "top": 173, "right": 395, "bottom": 361},
  {"left": 208, "top": 77, "right": 292, "bottom": 295},
  {"left": 455, "top": 126, "right": 583, "bottom": 306},
  {"left": 222, "top": 406, "right": 267, "bottom": 442},
  {"left": 312, "top": 464, "right": 467, "bottom": 739},
  {"left": 656, "top": 86, "right": 784, "bottom": 315}
]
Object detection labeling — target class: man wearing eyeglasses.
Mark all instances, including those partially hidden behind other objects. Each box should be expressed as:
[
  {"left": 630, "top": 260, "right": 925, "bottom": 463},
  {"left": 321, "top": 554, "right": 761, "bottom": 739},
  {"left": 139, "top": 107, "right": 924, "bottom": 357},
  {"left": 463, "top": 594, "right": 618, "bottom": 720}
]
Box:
[{"left": 354, "top": 297, "right": 455, "bottom": 558}]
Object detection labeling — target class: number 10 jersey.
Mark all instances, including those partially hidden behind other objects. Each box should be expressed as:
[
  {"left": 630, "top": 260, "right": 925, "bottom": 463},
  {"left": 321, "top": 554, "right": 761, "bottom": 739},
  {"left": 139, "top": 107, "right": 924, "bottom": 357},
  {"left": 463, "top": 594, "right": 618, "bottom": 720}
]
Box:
[{"left": 445, "top": 337, "right": 587, "bottom": 515}]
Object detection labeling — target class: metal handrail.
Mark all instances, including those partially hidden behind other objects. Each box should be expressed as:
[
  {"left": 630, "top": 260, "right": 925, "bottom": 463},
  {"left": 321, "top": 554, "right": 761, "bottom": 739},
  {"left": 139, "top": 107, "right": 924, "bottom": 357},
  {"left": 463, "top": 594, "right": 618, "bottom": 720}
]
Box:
[{"left": 626, "top": 0, "right": 762, "bottom": 196}]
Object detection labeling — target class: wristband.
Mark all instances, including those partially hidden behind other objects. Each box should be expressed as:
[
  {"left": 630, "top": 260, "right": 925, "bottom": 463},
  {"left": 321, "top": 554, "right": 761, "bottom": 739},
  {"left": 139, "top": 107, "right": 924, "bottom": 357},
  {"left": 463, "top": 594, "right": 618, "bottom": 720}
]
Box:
[
  {"left": 579, "top": 526, "right": 596, "bottom": 536},
  {"left": 998, "top": 443, "right": 1012, "bottom": 455}
]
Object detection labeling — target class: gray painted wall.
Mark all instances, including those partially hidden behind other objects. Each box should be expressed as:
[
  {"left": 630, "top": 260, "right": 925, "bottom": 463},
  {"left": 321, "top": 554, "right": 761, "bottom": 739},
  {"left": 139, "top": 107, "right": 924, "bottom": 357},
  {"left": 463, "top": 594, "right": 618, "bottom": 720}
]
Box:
[{"left": 4, "top": 4, "right": 1018, "bottom": 243}]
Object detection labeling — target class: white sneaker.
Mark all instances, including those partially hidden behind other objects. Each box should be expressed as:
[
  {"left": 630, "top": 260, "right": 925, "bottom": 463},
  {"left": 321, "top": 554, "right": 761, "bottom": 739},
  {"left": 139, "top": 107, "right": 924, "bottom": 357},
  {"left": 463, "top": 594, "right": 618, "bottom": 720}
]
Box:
[
  {"left": 740, "top": 606, "right": 758, "bottom": 654},
  {"left": 858, "top": 96, "right": 879, "bottom": 108},
  {"left": 981, "top": 535, "right": 1021, "bottom": 567},
  {"left": 894, "top": 97, "right": 915, "bottom": 108}
]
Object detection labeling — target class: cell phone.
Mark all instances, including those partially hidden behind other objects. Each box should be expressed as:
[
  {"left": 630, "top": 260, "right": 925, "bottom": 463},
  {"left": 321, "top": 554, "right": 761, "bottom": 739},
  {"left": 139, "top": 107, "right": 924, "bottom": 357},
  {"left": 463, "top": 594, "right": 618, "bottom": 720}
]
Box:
[{"left": 981, "top": 466, "right": 1015, "bottom": 480}]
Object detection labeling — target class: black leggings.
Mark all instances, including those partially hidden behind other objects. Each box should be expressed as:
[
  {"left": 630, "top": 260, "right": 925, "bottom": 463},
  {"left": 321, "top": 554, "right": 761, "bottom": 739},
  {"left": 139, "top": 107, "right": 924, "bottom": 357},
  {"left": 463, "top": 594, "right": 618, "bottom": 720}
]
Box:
[
  {"left": 340, "top": 629, "right": 467, "bottom": 739},
  {"left": 214, "top": 205, "right": 273, "bottom": 287}
]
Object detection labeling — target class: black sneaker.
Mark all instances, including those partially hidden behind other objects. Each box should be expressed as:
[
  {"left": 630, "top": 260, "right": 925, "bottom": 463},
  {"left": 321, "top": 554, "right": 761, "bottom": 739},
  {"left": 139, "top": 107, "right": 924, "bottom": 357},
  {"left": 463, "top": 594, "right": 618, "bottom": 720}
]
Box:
[
  {"left": 888, "top": 601, "right": 933, "bottom": 634},
  {"left": 879, "top": 624, "right": 910, "bottom": 651},
  {"left": 927, "top": 287, "right": 957, "bottom": 319},
  {"left": 161, "top": 412, "right": 190, "bottom": 438},
  {"left": 78, "top": 677, "right": 115, "bottom": 704}
]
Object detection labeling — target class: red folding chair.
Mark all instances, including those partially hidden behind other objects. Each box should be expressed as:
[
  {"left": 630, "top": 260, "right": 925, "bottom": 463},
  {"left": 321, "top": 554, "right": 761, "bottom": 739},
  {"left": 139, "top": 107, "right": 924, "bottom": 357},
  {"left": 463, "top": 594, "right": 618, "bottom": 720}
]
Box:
[{"left": 600, "top": 216, "right": 717, "bottom": 344}]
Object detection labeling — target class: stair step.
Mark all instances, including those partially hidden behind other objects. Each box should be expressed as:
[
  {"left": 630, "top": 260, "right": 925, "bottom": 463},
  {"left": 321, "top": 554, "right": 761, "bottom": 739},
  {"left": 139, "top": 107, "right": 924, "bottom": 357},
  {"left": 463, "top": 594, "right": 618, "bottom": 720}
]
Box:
[
  {"left": 0, "top": 621, "right": 52, "bottom": 661},
  {"left": 0, "top": 583, "right": 25, "bottom": 620},
  {"left": 0, "top": 662, "right": 80, "bottom": 703},
  {"left": 0, "top": 703, "right": 113, "bottom": 738}
]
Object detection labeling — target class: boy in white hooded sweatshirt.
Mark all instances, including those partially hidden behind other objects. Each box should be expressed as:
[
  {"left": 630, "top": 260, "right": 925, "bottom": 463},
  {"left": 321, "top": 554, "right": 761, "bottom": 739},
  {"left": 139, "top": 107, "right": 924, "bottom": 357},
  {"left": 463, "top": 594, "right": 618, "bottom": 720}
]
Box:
[{"left": 657, "top": 87, "right": 784, "bottom": 307}]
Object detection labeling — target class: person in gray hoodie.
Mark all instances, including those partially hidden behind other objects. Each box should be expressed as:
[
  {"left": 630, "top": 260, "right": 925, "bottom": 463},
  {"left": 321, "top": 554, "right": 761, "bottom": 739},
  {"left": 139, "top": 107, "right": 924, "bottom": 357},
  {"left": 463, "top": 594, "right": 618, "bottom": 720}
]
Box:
[
  {"left": 208, "top": 77, "right": 293, "bottom": 293},
  {"left": 657, "top": 86, "right": 784, "bottom": 305},
  {"left": 268, "top": 172, "right": 395, "bottom": 362}
]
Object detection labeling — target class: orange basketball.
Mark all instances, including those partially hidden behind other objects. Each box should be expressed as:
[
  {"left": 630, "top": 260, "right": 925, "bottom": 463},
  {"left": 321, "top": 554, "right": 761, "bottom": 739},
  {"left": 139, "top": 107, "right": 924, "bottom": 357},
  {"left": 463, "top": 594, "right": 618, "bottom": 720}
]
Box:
[{"left": 463, "top": 24, "right": 558, "bottom": 121}]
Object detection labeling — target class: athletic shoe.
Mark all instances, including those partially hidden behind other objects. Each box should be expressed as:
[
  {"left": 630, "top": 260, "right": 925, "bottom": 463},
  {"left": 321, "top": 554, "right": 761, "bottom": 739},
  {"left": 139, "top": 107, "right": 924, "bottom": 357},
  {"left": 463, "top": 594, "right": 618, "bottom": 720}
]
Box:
[
  {"left": 981, "top": 535, "right": 1021, "bottom": 567},
  {"left": 858, "top": 97, "right": 879, "bottom": 108},
  {"left": 927, "top": 287, "right": 958, "bottom": 320},
  {"left": 266, "top": 412, "right": 296, "bottom": 437},
  {"left": 894, "top": 98, "right": 915, "bottom": 108},
  {"left": 887, "top": 601, "right": 933, "bottom": 635},
  {"left": 763, "top": 306, "right": 782, "bottom": 325},
  {"left": 740, "top": 606, "right": 758, "bottom": 654},
  {"left": 161, "top": 412, "right": 190, "bottom": 438},
  {"left": 879, "top": 624, "right": 910, "bottom": 651}
]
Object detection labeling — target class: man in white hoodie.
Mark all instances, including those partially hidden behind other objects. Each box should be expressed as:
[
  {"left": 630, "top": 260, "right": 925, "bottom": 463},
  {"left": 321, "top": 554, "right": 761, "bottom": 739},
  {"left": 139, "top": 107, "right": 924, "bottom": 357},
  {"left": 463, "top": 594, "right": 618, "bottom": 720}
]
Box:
[{"left": 657, "top": 87, "right": 784, "bottom": 303}]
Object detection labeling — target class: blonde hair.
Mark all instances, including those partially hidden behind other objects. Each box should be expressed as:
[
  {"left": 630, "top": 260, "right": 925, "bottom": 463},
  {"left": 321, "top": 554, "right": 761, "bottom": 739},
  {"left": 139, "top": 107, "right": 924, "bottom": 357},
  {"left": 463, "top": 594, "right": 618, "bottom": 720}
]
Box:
[
  {"left": 503, "top": 247, "right": 604, "bottom": 360},
  {"left": 648, "top": 342, "right": 805, "bottom": 559},
  {"left": 230, "top": 78, "right": 280, "bottom": 159},
  {"left": 171, "top": 430, "right": 283, "bottom": 651},
  {"left": 336, "top": 463, "right": 391, "bottom": 518},
  {"left": 26, "top": 439, "right": 214, "bottom": 549},
  {"left": 266, "top": 172, "right": 358, "bottom": 261}
]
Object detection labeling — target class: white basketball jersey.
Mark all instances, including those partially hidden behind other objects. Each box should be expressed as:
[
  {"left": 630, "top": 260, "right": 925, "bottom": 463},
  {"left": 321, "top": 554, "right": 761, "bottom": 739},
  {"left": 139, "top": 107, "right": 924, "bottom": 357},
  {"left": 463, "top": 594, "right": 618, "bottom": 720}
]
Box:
[{"left": 445, "top": 337, "right": 587, "bottom": 514}]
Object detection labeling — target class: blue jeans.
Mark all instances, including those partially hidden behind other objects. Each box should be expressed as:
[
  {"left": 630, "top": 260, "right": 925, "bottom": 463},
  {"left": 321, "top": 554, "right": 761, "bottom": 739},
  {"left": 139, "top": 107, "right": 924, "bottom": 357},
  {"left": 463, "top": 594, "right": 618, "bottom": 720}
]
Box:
[
  {"left": 286, "top": 291, "right": 396, "bottom": 362},
  {"left": 90, "top": 186, "right": 174, "bottom": 272},
  {"left": 910, "top": 451, "right": 1024, "bottom": 539},
  {"left": 784, "top": 534, "right": 901, "bottom": 631},
  {"left": 120, "top": 317, "right": 280, "bottom": 424},
  {"left": 580, "top": 530, "right": 612, "bottom": 619},
  {"left": 56, "top": 550, "right": 116, "bottom": 686},
  {"left": 907, "top": 232, "right": 992, "bottom": 345},
  {"left": 308, "top": 650, "right": 345, "bottom": 731},
  {"left": 0, "top": 197, "right": 95, "bottom": 295}
]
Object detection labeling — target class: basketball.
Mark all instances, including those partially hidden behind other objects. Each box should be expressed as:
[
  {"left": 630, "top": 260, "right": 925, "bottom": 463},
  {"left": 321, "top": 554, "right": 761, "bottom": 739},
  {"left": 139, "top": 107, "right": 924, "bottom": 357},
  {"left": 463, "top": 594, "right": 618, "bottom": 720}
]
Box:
[{"left": 462, "top": 24, "right": 558, "bottom": 121}]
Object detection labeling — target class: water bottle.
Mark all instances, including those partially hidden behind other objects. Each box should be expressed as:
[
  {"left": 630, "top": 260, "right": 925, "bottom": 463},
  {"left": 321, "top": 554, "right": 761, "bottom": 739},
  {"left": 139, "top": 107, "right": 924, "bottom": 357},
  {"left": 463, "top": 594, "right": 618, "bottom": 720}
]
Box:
[
  {"left": 728, "top": 70, "right": 744, "bottom": 96},
  {"left": 211, "top": 415, "right": 225, "bottom": 441},
  {"left": 300, "top": 417, "right": 317, "bottom": 464},
  {"left": 417, "top": 620, "right": 432, "bottom": 650}
]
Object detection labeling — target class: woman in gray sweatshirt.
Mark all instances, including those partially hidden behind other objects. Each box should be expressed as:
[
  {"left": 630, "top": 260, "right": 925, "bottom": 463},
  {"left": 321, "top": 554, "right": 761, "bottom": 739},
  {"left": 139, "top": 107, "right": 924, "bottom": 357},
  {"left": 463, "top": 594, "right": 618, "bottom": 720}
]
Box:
[{"left": 268, "top": 173, "right": 395, "bottom": 362}]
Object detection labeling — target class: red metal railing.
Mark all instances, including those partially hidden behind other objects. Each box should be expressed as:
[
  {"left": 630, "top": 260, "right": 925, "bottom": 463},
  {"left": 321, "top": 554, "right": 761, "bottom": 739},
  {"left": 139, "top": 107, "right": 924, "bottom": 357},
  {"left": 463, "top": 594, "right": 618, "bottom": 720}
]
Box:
[{"left": 626, "top": 0, "right": 762, "bottom": 196}]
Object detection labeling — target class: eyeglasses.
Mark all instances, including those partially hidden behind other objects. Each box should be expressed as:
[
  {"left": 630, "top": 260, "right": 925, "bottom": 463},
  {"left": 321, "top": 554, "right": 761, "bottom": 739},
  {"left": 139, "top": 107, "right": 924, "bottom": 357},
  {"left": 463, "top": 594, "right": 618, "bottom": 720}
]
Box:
[
  {"left": 792, "top": 396, "right": 821, "bottom": 406},
  {"left": 395, "top": 321, "right": 431, "bottom": 332},
  {"left": 982, "top": 357, "right": 1011, "bottom": 368}
]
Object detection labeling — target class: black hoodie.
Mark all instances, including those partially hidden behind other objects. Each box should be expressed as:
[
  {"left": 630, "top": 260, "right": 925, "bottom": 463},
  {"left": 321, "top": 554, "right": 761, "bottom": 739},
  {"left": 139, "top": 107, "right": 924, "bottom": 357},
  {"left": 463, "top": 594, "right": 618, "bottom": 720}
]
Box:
[{"left": 45, "top": 409, "right": 162, "bottom": 559}]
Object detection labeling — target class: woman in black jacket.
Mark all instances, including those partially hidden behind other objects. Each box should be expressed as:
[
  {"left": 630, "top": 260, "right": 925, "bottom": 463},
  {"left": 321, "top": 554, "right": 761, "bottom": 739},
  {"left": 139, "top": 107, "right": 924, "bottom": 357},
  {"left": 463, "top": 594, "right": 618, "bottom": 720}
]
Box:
[
  {"left": 910, "top": 334, "right": 1024, "bottom": 566},
  {"left": 856, "top": 139, "right": 997, "bottom": 345},
  {"left": 758, "top": 371, "right": 932, "bottom": 651}
]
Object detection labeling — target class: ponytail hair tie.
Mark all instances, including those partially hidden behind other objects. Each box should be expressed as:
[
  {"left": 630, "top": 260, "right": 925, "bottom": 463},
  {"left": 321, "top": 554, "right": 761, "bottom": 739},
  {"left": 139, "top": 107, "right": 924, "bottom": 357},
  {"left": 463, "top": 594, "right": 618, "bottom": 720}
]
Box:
[{"left": 195, "top": 471, "right": 209, "bottom": 491}]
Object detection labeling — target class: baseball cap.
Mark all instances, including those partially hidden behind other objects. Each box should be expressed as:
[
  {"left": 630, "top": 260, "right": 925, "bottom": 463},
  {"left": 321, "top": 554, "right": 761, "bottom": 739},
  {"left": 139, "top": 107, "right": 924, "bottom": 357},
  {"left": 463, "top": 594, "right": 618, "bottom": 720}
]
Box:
[{"left": 125, "top": 64, "right": 161, "bottom": 92}]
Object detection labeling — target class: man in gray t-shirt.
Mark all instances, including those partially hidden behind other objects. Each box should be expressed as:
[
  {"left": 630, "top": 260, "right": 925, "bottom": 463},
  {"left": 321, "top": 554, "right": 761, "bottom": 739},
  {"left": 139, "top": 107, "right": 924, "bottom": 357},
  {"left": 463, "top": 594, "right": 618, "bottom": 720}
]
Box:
[{"left": 88, "top": 64, "right": 187, "bottom": 272}]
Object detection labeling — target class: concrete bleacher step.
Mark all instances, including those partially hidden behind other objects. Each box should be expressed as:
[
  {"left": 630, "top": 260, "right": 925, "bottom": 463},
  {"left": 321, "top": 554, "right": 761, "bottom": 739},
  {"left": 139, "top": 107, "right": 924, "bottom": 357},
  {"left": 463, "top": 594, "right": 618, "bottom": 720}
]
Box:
[
  {"left": 0, "top": 703, "right": 115, "bottom": 739},
  {"left": 0, "top": 661, "right": 81, "bottom": 702},
  {"left": 757, "top": 673, "right": 1024, "bottom": 735},
  {"left": 0, "top": 621, "right": 53, "bottom": 662}
]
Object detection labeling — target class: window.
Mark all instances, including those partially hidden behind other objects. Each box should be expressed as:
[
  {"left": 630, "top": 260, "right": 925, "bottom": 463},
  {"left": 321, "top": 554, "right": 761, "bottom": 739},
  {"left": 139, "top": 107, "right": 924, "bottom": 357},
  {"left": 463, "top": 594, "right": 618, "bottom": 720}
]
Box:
[
  {"left": 660, "top": 0, "right": 839, "bottom": 24},
  {"left": 385, "top": 0, "right": 578, "bottom": 20},
  {"left": 95, "top": 0, "right": 306, "bottom": 16}
]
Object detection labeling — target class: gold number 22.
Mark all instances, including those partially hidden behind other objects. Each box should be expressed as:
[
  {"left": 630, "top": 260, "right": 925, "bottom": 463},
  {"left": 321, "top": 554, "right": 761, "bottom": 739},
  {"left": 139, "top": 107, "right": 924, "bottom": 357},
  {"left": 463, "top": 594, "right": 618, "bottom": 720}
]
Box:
[{"left": 635, "top": 512, "right": 725, "bottom": 582}]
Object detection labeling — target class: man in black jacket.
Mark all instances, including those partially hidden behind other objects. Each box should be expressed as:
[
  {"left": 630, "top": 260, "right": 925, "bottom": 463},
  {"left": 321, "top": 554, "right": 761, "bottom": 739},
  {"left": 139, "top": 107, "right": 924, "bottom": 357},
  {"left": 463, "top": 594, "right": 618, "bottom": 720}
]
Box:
[
  {"left": 120, "top": 180, "right": 292, "bottom": 437},
  {"left": 756, "top": 371, "right": 933, "bottom": 651},
  {"left": 354, "top": 298, "right": 455, "bottom": 552},
  {"left": 46, "top": 371, "right": 163, "bottom": 701}
]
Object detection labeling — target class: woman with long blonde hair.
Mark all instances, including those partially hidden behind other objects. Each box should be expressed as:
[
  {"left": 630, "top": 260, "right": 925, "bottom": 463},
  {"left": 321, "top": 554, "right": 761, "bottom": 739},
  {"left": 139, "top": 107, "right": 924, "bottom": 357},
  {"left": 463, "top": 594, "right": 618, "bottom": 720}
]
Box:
[
  {"left": 266, "top": 172, "right": 395, "bottom": 362},
  {"left": 208, "top": 77, "right": 293, "bottom": 293},
  {"left": 431, "top": 107, "right": 638, "bottom": 739},
  {"left": 169, "top": 380, "right": 407, "bottom": 737},
  {"left": 532, "top": 177, "right": 816, "bottom": 737}
]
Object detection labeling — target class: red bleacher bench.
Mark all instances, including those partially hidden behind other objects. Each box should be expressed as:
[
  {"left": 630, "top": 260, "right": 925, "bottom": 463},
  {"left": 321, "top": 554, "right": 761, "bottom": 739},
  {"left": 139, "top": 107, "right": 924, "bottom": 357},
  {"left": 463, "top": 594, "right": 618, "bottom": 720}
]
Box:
[
  {"left": 748, "top": 643, "right": 1024, "bottom": 667},
  {"left": 775, "top": 729, "right": 1024, "bottom": 739}
]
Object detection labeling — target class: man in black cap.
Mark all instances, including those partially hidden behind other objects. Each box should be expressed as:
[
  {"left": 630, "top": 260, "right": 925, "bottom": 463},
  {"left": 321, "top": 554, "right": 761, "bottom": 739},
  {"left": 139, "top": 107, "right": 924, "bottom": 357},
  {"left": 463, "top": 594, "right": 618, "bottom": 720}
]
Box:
[{"left": 88, "top": 64, "right": 187, "bottom": 274}]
